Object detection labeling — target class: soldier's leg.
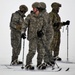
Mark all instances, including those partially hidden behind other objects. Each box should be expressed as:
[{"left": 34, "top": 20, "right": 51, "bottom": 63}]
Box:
[
  {"left": 37, "top": 35, "right": 47, "bottom": 65},
  {"left": 44, "top": 40, "right": 53, "bottom": 64},
  {"left": 16, "top": 33, "right": 22, "bottom": 57},
  {"left": 37, "top": 41, "right": 45, "bottom": 67},
  {"left": 26, "top": 38, "right": 37, "bottom": 66},
  {"left": 54, "top": 43, "right": 60, "bottom": 57},
  {"left": 44, "top": 43, "right": 55, "bottom": 67},
  {"left": 11, "top": 31, "right": 18, "bottom": 62},
  {"left": 54, "top": 32, "right": 60, "bottom": 57},
  {"left": 54, "top": 32, "right": 61, "bottom": 61},
  {"left": 36, "top": 38, "right": 47, "bottom": 69},
  {"left": 37, "top": 38, "right": 55, "bottom": 69},
  {"left": 11, "top": 31, "right": 22, "bottom": 65},
  {"left": 50, "top": 40, "right": 55, "bottom": 56},
  {"left": 54, "top": 42, "right": 61, "bottom": 61}
]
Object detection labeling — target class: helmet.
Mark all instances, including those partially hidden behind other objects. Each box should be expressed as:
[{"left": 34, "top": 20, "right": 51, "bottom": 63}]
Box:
[
  {"left": 51, "top": 2, "right": 61, "bottom": 8},
  {"left": 19, "top": 5, "right": 28, "bottom": 12},
  {"left": 32, "top": 2, "right": 40, "bottom": 8},
  {"left": 40, "top": 2, "right": 46, "bottom": 9}
]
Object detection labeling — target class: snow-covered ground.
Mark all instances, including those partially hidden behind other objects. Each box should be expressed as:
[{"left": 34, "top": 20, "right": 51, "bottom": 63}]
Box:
[{"left": 0, "top": 0, "right": 75, "bottom": 75}]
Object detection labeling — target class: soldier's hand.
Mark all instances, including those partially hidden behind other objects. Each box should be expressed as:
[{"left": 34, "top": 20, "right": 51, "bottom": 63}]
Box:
[
  {"left": 16, "top": 25, "right": 22, "bottom": 30},
  {"left": 37, "top": 30, "right": 44, "bottom": 38},
  {"left": 66, "top": 20, "right": 70, "bottom": 25},
  {"left": 21, "top": 33, "right": 26, "bottom": 39},
  {"left": 63, "top": 20, "right": 70, "bottom": 25}
]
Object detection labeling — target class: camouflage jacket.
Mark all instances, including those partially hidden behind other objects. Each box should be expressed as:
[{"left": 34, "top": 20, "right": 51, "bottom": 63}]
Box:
[
  {"left": 41, "top": 10, "right": 54, "bottom": 43},
  {"left": 22, "top": 12, "right": 48, "bottom": 40},
  {"left": 10, "top": 10, "right": 25, "bottom": 32},
  {"left": 49, "top": 11, "right": 63, "bottom": 31}
]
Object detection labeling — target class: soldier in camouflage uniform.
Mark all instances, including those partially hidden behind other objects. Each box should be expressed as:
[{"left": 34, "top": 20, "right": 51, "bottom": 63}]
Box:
[
  {"left": 49, "top": 2, "right": 70, "bottom": 61},
  {"left": 10, "top": 5, "right": 28, "bottom": 65},
  {"left": 21, "top": 2, "right": 48, "bottom": 70},
  {"left": 39, "top": 2, "right": 55, "bottom": 67}
]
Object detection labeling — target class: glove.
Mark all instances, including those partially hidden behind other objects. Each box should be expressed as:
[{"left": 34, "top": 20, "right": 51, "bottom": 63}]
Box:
[
  {"left": 63, "top": 20, "right": 70, "bottom": 25},
  {"left": 21, "top": 33, "right": 26, "bottom": 39},
  {"left": 37, "top": 30, "right": 44, "bottom": 38},
  {"left": 66, "top": 20, "right": 70, "bottom": 25},
  {"left": 16, "top": 25, "right": 22, "bottom": 30}
]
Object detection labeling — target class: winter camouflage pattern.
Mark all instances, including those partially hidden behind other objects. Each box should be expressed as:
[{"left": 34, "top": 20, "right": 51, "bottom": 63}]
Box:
[
  {"left": 49, "top": 10, "right": 62, "bottom": 57},
  {"left": 19, "top": 5, "right": 28, "bottom": 12},
  {"left": 22, "top": 12, "right": 48, "bottom": 65},
  {"left": 26, "top": 37, "right": 46, "bottom": 65},
  {"left": 10, "top": 10, "right": 25, "bottom": 62},
  {"left": 32, "top": 2, "right": 39, "bottom": 8},
  {"left": 40, "top": 9, "right": 54, "bottom": 63},
  {"left": 40, "top": 2, "right": 46, "bottom": 9},
  {"left": 22, "top": 12, "right": 47, "bottom": 40},
  {"left": 51, "top": 2, "right": 61, "bottom": 8}
]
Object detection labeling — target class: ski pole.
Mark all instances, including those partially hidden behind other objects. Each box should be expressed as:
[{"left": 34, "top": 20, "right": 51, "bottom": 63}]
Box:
[
  {"left": 55, "top": 62, "right": 60, "bottom": 68},
  {"left": 21, "top": 39, "right": 25, "bottom": 69},
  {"left": 66, "top": 25, "right": 69, "bottom": 61}
]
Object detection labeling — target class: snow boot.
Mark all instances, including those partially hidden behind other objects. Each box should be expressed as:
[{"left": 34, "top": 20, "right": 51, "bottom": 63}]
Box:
[
  {"left": 46, "top": 60, "right": 55, "bottom": 67},
  {"left": 55, "top": 56, "right": 62, "bottom": 61},
  {"left": 46, "top": 62, "right": 53, "bottom": 66},
  {"left": 10, "top": 59, "right": 23, "bottom": 66},
  {"left": 25, "top": 65, "right": 34, "bottom": 70},
  {"left": 37, "top": 63, "right": 47, "bottom": 70}
]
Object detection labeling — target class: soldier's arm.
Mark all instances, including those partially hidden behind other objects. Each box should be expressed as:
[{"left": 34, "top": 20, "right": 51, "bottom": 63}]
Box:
[
  {"left": 49, "top": 12, "right": 55, "bottom": 27},
  {"left": 10, "top": 13, "right": 21, "bottom": 29},
  {"left": 21, "top": 14, "right": 30, "bottom": 33},
  {"left": 42, "top": 17, "right": 48, "bottom": 34},
  {"left": 56, "top": 20, "right": 70, "bottom": 27},
  {"left": 60, "top": 20, "right": 70, "bottom": 26}
]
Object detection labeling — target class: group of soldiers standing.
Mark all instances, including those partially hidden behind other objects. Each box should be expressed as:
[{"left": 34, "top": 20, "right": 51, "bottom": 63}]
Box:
[{"left": 10, "top": 2, "right": 70, "bottom": 70}]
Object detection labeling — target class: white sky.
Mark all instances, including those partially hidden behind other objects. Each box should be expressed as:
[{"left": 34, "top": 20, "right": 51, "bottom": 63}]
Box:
[{"left": 0, "top": 0, "right": 75, "bottom": 72}]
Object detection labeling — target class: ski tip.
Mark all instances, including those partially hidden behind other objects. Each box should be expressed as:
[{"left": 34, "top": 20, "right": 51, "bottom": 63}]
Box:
[
  {"left": 65, "top": 68, "right": 70, "bottom": 71},
  {"left": 58, "top": 68, "right": 62, "bottom": 71},
  {"left": 52, "top": 68, "right": 55, "bottom": 70}
]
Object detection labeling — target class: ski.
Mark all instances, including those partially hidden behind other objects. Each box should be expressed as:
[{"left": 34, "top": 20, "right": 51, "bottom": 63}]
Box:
[
  {"left": 1, "top": 64, "right": 12, "bottom": 69},
  {"left": 1, "top": 64, "right": 70, "bottom": 72},
  {"left": 1, "top": 64, "right": 21, "bottom": 70},
  {"left": 65, "top": 67, "right": 70, "bottom": 71},
  {"left": 5, "top": 65, "right": 12, "bottom": 69},
  {"left": 49, "top": 67, "right": 70, "bottom": 72},
  {"left": 53, "top": 67, "right": 69, "bottom": 72},
  {"left": 51, "top": 68, "right": 62, "bottom": 72}
]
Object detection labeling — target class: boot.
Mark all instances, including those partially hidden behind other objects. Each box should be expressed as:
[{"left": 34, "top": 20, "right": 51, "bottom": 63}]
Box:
[
  {"left": 54, "top": 56, "right": 62, "bottom": 61},
  {"left": 25, "top": 64, "right": 34, "bottom": 70},
  {"left": 46, "top": 60, "right": 55, "bottom": 67},
  {"left": 37, "top": 63, "right": 47, "bottom": 70},
  {"left": 10, "top": 59, "right": 23, "bottom": 66}
]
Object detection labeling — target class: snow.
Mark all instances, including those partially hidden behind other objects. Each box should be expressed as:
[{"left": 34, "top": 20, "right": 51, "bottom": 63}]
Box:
[{"left": 0, "top": 0, "right": 75, "bottom": 75}]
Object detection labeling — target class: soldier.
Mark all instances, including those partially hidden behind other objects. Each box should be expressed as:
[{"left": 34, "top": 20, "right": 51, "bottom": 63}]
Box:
[
  {"left": 10, "top": 5, "right": 28, "bottom": 65},
  {"left": 38, "top": 2, "right": 55, "bottom": 68},
  {"left": 21, "top": 2, "right": 48, "bottom": 70},
  {"left": 49, "top": 2, "right": 70, "bottom": 61}
]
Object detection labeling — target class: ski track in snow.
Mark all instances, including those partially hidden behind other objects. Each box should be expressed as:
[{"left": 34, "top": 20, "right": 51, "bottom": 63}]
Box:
[{"left": 0, "top": 61, "right": 75, "bottom": 72}]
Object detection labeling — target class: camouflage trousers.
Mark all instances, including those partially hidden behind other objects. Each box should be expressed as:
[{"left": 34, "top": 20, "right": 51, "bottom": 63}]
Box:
[
  {"left": 50, "top": 31, "right": 60, "bottom": 57},
  {"left": 11, "top": 30, "right": 21, "bottom": 62},
  {"left": 26, "top": 37, "right": 45, "bottom": 66},
  {"left": 43, "top": 37, "right": 55, "bottom": 63}
]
